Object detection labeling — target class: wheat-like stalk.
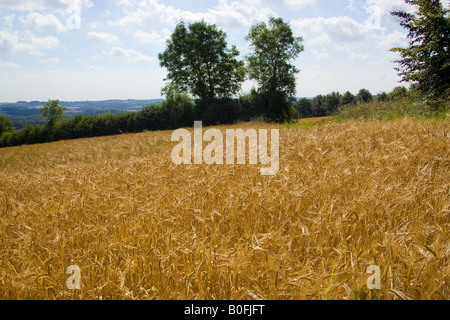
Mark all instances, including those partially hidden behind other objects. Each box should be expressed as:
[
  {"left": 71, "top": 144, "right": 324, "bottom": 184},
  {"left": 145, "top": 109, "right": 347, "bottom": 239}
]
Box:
[{"left": 0, "top": 117, "right": 448, "bottom": 300}]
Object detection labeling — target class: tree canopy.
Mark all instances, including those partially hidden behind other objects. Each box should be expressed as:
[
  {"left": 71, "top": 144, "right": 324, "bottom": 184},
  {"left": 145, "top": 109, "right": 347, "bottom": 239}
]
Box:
[
  {"left": 246, "top": 17, "right": 304, "bottom": 122},
  {"left": 40, "top": 99, "right": 66, "bottom": 128},
  {"left": 0, "top": 115, "right": 14, "bottom": 135},
  {"left": 391, "top": 0, "right": 450, "bottom": 100},
  {"left": 158, "top": 20, "right": 246, "bottom": 108}
]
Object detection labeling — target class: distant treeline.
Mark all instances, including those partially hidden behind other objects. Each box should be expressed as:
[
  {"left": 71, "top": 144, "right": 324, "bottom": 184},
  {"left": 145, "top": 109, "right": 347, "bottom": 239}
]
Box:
[
  {"left": 0, "top": 99, "right": 163, "bottom": 130},
  {"left": 0, "top": 86, "right": 412, "bottom": 149},
  {"left": 294, "top": 86, "right": 410, "bottom": 118}
]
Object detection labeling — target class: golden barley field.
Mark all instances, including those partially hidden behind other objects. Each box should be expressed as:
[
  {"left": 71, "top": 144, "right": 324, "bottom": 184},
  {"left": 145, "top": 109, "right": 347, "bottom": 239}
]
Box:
[{"left": 0, "top": 117, "right": 449, "bottom": 300}]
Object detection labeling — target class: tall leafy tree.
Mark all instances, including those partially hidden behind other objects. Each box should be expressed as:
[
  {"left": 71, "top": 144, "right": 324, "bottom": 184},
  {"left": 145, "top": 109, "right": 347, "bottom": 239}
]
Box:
[
  {"left": 311, "top": 95, "right": 325, "bottom": 117},
  {"left": 391, "top": 0, "right": 450, "bottom": 100},
  {"left": 0, "top": 115, "right": 14, "bottom": 135},
  {"left": 158, "top": 20, "right": 245, "bottom": 109},
  {"left": 357, "top": 89, "right": 373, "bottom": 103},
  {"left": 296, "top": 98, "right": 313, "bottom": 118},
  {"left": 322, "top": 92, "right": 342, "bottom": 115},
  {"left": 246, "top": 17, "right": 304, "bottom": 122},
  {"left": 341, "top": 91, "right": 356, "bottom": 105},
  {"left": 40, "top": 99, "right": 66, "bottom": 128}
]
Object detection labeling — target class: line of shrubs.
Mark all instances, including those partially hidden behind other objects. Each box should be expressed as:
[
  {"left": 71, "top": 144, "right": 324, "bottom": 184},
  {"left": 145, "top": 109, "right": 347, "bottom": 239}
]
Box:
[{"left": 0, "top": 86, "right": 413, "bottom": 149}]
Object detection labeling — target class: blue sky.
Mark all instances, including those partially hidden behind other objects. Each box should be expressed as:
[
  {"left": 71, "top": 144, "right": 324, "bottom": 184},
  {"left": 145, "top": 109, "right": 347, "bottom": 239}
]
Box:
[{"left": 0, "top": 0, "right": 442, "bottom": 102}]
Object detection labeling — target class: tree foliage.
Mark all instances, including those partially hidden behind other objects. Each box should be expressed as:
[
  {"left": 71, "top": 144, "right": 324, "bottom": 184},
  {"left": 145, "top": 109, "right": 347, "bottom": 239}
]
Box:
[
  {"left": 341, "top": 91, "right": 356, "bottom": 106},
  {"left": 40, "top": 99, "right": 66, "bottom": 128},
  {"left": 357, "top": 89, "right": 373, "bottom": 103},
  {"left": 158, "top": 20, "right": 246, "bottom": 108},
  {"left": 0, "top": 115, "right": 14, "bottom": 135},
  {"left": 391, "top": 0, "right": 450, "bottom": 100},
  {"left": 246, "top": 17, "right": 304, "bottom": 122}
]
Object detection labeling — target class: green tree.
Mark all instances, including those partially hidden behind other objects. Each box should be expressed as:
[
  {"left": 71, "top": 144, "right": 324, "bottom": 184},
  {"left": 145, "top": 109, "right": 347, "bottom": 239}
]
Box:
[
  {"left": 391, "top": 0, "right": 450, "bottom": 100},
  {"left": 158, "top": 20, "right": 245, "bottom": 110},
  {"left": 246, "top": 17, "right": 304, "bottom": 122},
  {"left": 376, "top": 91, "right": 389, "bottom": 102},
  {"left": 40, "top": 99, "right": 66, "bottom": 128},
  {"left": 0, "top": 115, "right": 14, "bottom": 135},
  {"left": 295, "top": 98, "right": 313, "bottom": 118},
  {"left": 357, "top": 89, "right": 373, "bottom": 103},
  {"left": 388, "top": 86, "right": 409, "bottom": 100},
  {"left": 341, "top": 91, "right": 356, "bottom": 105},
  {"left": 322, "top": 92, "right": 342, "bottom": 115},
  {"left": 311, "top": 95, "right": 325, "bottom": 117}
]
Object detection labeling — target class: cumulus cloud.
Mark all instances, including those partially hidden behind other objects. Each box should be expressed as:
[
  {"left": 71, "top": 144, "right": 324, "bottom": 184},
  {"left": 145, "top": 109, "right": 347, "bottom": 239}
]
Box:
[
  {"left": 133, "top": 29, "right": 170, "bottom": 46},
  {"left": 292, "top": 16, "right": 372, "bottom": 47},
  {"left": 21, "top": 12, "right": 68, "bottom": 33},
  {"left": 104, "top": 47, "right": 153, "bottom": 63},
  {"left": 292, "top": 13, "right": 409, "bottom": 55},
  {"left": 0, "top": 59, "right": 19, "bottom": 68},
  {"left": 39, "top": 57, "right": 60, "bottom": 64},
  {"left": 85, "top": 65, "right": 104, "bottom": 72},
  {"left": 2, "top": 13, "right": 16, "bottom": 30},
  {"left": 0, "top": 0, "right": 92, "bottom": 13},
  {"left": 374, "top": 30, "right": 408, "bottom": 51},
  {"left": 350, "top": 52, "right": 370, "bottom": 61},
  {"left": 241, "top": 0, "right": 317, "bottom": 10},
  {"left": 110, "top": 0, "right": 275, "bottom": 29},
  {"left": 366, "top": 0, "right": 416, "bottom": 15},
  {"left": 116, "top": 0, "right": 135, "bottom": 8},
  {"left": 88, "top": 32, "right": 120, "bottom": 44},
  {"left": 0, "top": 30, "right": 60, "bottom": 55},
  {"left": 194, "top": 0, "right": 275, "bottom": 29},
  {"left": 311, "top": 49, "right": 329, "bottom": 59}
]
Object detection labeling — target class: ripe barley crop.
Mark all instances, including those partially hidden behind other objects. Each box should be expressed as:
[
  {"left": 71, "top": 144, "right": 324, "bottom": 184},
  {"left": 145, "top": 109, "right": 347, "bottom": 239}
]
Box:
[{"left": 0, "top": 118, "right": 448, "bottom": 300}]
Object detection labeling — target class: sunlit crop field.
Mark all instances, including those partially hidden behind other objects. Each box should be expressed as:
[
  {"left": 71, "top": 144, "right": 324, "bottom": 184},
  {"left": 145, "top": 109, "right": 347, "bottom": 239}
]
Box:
[{"left": 0, "top": 117, "right": 448, "bottom": 300}]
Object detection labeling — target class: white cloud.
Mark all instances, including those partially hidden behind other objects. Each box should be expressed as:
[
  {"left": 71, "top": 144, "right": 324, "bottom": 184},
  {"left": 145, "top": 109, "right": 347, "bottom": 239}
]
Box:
[
  {"left": 133, "top": 29, "right": 170, "bottom": 46},
  {"left": 133, "top": 30, "right": 160, "bottom": 43},
  {"left": 88, "top": 32, "right": 120, "bottom": 44},
  {"left": 0, "top": 59, "right": 19, "bottom": 68},
  {"left": 311, "top": 49, "right": 329, "bottom": 59},
  {"left": 21, "top": 12, "right": 68, "bottom": 33},
  {"left": 46, "top": 68, "right": 67, "bottom": 74},
  {"left": 104, "top": 47, "right": 153, "bottom": 63},
  {"left": 350, "top": 52, "right": 369, "bottom": 61},
  {"left": 195, "top": 0, "right": 275, "bottom": 29},
  {"left": 374, "top": 30, "right": 408, "bottom": 50},
  {"left": 0, "top": 30, "right": 60, "bottom": 55},
  {"left": 111, "top": 8, "right": 150, "bottom": 28},
  {"left": 366, "top": 0, "right": 415, "bottom": 15},
  {"left": 0, "top": 0, "right": 92, "bottom": 13},
  {"left": 110, "top": 0, "right": 275, "bottom": 29},
  {"left": 39, "top": 57, "right": 60, "bottom": 64},
  {"left": 116, "top": 0, "right": 135, "bottom": 8},
  {"left": 3, "top": 13, "right": 16, "bottom": 30},
  {"left": 85, "top": 65, "right": 104, "bottom": 72},
  {"left": 293, "top": 16, "right": 372, "bottom": 47},
  {"left": 238, "top": 0, "right": 317, "bottom": 10}
]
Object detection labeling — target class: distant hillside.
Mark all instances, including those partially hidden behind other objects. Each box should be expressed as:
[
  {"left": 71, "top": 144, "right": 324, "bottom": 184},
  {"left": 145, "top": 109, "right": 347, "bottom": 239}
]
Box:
[{"left": 0, "top": 99, "right": 164, "bottom": 129}]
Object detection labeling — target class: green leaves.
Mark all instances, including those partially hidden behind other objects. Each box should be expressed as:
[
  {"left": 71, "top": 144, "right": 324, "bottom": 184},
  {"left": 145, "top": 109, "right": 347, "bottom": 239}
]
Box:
[
  {"left": 245, "top": 17, "right": 304, "bottom": 122},
  {"left": 391, "top": 0, "right": 450, "bottom": 100},
  {"left": 159, "top": 17, "right": 304, "bottom": 123},
  {"left": 0, "top": 115, "right": 14, "bottom": 135},
  {"left": 158, "top": 20, "right": 245, "bottom": 106},
  {"left": 39, "top": 99, "right": 66, "bottom": 128}
]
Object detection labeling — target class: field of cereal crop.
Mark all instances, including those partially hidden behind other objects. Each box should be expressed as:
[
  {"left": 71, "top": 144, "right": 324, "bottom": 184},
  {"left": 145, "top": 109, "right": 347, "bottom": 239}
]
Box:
[{"left": 0, "top": 118, "right": 448, "bottom": 300}]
